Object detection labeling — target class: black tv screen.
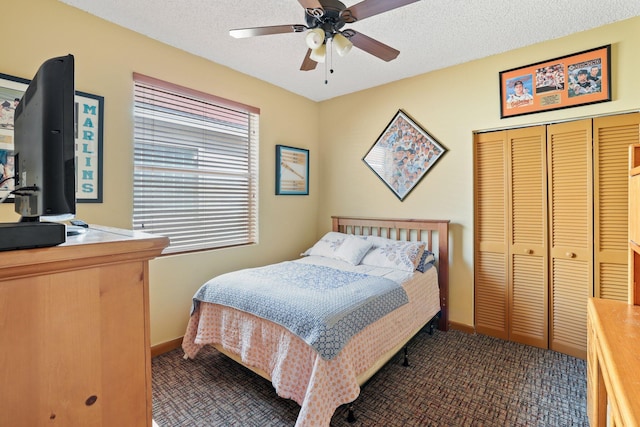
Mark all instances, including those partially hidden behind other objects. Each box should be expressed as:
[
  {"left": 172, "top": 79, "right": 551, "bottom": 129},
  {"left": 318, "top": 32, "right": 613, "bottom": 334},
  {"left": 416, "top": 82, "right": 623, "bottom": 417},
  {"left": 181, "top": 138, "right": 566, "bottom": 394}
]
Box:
[{"left": 13, "top": 54, "right": 76, "bottom": 221}]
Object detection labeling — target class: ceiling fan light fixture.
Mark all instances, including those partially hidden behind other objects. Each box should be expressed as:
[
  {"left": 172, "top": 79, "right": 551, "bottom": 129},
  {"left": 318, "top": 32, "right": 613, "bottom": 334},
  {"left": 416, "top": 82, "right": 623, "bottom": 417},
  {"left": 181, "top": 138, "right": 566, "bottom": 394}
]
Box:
[
  {"left": 333, "top": 33, "right": 352, "bottom": 57},
  {"left": 309, "top": 44, "right": 326, "bottom": 63},
  {"left": 305, "top": 28, "right": 325, "bottom": 49}
]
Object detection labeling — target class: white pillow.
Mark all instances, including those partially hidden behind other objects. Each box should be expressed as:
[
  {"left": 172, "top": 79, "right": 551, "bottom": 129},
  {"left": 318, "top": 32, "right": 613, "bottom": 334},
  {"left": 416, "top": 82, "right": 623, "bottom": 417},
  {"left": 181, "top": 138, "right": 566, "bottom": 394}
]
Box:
[
  {"left": 301, "top": 232, "right": 347, "bottom": 258},
  {"left": 360, "top": 240, "right": 426, "bottom": 272},
  {"left": 334, "top": 236, "right": 374, "bottom": 265},
  {"left": 359, "top": 235, "right": 395, "bottom": 248}
]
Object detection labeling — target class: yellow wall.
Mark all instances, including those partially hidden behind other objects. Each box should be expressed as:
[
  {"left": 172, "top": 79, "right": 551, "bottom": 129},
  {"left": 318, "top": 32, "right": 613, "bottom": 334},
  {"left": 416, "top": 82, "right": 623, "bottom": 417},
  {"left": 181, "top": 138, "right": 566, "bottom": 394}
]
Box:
[
  {"left": 4, "top": 0, "right": 321, "bottom": 345},
  {"left": 318, "top": 16, "right": 640, "bottom": 327},
  {"left": 4, "top": 0, "right": 640, "bottom": 345}
]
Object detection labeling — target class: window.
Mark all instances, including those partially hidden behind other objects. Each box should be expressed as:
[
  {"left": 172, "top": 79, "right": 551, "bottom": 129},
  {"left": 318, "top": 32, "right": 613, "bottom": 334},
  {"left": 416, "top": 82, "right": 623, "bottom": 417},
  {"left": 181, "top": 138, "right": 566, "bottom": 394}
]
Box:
[{"left": 133, "top": 73, "right": 259, "bottom": 254}]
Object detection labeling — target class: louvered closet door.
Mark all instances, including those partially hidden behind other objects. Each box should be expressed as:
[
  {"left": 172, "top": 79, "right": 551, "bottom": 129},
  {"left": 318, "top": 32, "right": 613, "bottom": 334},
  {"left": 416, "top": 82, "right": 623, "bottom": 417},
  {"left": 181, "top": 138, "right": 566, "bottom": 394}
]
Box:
[
  {"left": 547, "top": 119, "right": 593, "bottom": 359},
  {"left": 507, "top": 126, "right": 548, "bottom": 349},
  {"left": 594, "top": 113, "right": 640, "bottom": 301},
  {"left": 474, "top": 131, "right": 509, "bottom": 339}
]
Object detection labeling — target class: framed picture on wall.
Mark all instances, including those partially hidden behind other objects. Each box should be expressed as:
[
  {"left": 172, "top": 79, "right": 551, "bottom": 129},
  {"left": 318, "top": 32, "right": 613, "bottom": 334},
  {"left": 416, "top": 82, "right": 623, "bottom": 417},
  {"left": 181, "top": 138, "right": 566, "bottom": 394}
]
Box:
[
  {"left": 276, "top": 145, "right": 309, "bottom": 195},
  {"left": 0, "top": 73, "right": 26, "bottom": 203},
  {"left": 0, "top": 72, "right": 104, "bottom": 203},
  {"left": 362, "top": 110, "right": 446, "bottom": 201},
  {"left": 499, "top": 44, "right": 611, "bottom": 118}
]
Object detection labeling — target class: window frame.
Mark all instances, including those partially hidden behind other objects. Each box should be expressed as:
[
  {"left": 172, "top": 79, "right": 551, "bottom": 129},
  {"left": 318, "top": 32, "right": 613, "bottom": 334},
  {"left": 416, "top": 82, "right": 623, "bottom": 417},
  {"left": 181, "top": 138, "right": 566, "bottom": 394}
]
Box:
[{"left": 132, "top": 73, "right": 259, "bottom": 254}]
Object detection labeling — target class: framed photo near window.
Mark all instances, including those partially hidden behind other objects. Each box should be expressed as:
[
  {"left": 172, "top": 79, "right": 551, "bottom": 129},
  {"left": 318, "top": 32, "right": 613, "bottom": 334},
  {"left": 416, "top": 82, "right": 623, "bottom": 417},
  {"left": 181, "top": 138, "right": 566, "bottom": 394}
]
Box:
[
  {"left": 0, "top": 72, "right": 104, "bottom": 203},
  {"left": 363, "top": 110, "right": 446, "bottom": 201},
  {"left": 276, "top": 145, "right": 309, "bottom": 195},
  {"left": 499, "top": 44, "right": 611, "bottom": 118}
]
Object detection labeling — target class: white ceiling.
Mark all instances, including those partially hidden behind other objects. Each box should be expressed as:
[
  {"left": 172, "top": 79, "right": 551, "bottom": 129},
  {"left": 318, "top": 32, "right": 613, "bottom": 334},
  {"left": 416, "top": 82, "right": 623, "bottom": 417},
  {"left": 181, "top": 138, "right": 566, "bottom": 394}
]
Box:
[{"left": 59, "top": 0, "right": 640, "bottom": 102}]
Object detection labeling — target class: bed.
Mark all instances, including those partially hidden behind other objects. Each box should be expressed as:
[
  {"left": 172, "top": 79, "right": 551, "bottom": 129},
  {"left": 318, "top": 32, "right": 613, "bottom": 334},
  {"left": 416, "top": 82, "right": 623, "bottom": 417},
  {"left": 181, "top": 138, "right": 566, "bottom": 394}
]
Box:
[{"left": 182, "top": 216, "right": 449, "bottom": 427}]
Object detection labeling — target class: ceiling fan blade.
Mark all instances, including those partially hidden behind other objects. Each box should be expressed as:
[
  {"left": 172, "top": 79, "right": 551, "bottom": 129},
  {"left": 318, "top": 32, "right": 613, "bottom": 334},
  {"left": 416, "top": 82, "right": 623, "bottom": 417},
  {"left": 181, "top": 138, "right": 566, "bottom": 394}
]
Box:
[
  {"left": 230, "top": 24, "right": 307, "bottom": 38},
  {"left": 341, "top": 0, "right": 420, "bottom": 23},
  {"left": 342, "top": 30, "right": 400, "bottom": 62},
  {"left": 300, "top": 49, "right": 318, "bottom": 71},
  {"left": 298, "top": 0, "right": 325, "bottom": 19},
  {"left": 298, "top": 0, "right": 323, "bottom": 9}
]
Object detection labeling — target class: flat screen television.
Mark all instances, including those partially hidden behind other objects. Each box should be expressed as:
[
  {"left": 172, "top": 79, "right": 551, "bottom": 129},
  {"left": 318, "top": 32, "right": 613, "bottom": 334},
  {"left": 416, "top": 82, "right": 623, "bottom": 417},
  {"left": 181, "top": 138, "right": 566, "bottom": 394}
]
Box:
[
  {"left": 0, "top": 54, "right": 76, "bottom": 251},
  {"left": 14, "top": 54, "right": 76, "bottom": 221}
]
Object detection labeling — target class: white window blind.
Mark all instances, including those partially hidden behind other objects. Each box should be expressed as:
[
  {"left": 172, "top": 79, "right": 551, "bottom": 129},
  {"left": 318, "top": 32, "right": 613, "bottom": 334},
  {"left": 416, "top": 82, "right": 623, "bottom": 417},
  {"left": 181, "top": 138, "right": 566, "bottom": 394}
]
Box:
[{"left": 133, "top": 73, "right": 259, "bottom": 254}]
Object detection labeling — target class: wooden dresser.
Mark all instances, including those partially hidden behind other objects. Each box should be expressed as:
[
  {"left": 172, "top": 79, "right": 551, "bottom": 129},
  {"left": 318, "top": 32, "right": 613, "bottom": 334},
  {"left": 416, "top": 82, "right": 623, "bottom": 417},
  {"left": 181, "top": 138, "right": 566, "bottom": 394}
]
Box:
[
  {"left": 0, "top": 225, "right": 168, "bottom": 427},
  {"left": 587, "top": 298, "right": 640, "bottom": 426},
  {"left": 587, "top": 144, "right": 640, "bottom": 426}
]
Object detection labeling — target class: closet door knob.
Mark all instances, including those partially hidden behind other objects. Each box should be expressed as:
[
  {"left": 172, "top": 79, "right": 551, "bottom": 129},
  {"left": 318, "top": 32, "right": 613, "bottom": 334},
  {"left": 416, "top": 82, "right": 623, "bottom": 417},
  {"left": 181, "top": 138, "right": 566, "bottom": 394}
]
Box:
[
  {"left": 524, "top": 249, "right": 533, "bottom": 254},
  {"left": 566, "top": 252, "right": 576, "bottom": 258}
]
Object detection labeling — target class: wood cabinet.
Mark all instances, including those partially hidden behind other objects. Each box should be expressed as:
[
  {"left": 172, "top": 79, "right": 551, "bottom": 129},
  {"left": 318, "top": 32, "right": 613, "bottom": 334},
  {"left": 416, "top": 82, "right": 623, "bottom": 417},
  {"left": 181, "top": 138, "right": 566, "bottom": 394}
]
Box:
[
  {"left": 0, "top": 225, "right": 168, "bottom": 427},
  {"left": 474, "top": 113, "right": 640, "bottom": 359},
  {"left": 629, "top": 144, "right": 640, "bottom": 305},
  {"left": 587, "top": 299, "right": 640, "bottom": 426}
]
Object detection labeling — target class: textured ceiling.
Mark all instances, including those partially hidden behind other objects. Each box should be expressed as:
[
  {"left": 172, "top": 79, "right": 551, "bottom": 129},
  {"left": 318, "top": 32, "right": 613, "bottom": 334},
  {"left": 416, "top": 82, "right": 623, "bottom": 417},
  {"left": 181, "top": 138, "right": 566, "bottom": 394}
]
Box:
[{"left": 59, "top": 0, "right": 640, "bottom": 102}]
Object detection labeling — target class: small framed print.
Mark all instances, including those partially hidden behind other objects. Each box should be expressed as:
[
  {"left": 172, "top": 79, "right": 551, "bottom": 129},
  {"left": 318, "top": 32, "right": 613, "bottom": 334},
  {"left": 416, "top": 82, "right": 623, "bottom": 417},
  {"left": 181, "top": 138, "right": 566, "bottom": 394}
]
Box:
[{"left": 276, "top": 145, "right": 309, "bottom": 195}]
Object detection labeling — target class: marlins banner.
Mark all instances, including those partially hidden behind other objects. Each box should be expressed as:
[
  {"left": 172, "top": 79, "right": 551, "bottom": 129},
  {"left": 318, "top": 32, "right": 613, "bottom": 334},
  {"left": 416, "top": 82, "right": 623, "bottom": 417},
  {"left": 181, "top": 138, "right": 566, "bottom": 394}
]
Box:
[{"left": 75, "top": 91, "right": 103, "bottom": 202}]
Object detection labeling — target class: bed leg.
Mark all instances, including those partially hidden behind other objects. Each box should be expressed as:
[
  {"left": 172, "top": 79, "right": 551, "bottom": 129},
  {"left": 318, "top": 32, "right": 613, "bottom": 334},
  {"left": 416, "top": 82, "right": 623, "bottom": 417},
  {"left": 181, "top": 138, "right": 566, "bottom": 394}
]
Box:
[
  {"left": 403, "top": 346, "right": 409, "bottom": 367},
  {"left": 428, "top": 313, "right": 440, "bottom": 335},
  {"left": 347, "top": 404, "right": 357, "bottom": 423}
]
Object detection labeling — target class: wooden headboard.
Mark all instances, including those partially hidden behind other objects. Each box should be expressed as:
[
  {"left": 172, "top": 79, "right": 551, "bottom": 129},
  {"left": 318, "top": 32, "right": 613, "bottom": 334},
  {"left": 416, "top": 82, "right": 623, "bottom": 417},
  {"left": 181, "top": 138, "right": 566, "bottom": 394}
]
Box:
[{"left": 332, "top": 216, "right": 449, "bottom": 331}]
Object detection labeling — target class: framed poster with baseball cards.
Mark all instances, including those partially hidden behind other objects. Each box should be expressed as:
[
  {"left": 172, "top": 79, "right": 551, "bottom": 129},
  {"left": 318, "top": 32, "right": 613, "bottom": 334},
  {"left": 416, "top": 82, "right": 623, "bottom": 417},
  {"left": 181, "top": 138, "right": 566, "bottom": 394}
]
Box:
[{"left": 499, "top": 44, "right": 611, "bottom": 119}]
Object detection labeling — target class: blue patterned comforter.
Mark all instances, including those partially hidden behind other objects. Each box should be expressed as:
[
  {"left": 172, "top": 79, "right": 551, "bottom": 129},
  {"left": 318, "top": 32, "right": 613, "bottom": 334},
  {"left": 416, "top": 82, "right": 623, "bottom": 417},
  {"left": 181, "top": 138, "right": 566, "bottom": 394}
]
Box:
[{"left": 191, "top": 261, "right": 409, "bottom": 360}]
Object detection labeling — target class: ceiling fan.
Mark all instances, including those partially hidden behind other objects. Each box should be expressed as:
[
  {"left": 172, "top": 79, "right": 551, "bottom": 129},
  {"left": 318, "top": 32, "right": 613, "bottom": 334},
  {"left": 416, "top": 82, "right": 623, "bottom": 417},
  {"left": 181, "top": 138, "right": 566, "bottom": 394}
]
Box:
[{"left": 229, "top": 0, "right": 420, "bottom": 71}]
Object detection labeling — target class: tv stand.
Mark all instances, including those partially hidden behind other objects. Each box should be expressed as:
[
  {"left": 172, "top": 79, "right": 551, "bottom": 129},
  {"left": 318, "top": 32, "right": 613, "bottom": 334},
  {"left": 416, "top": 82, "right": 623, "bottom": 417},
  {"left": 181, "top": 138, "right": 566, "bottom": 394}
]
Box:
[
  {"left": 0, "top": 222, "right": 66, "bottom": 251},
  {"left": 0, "top": 225, "right": 169, "bottom": 426}
]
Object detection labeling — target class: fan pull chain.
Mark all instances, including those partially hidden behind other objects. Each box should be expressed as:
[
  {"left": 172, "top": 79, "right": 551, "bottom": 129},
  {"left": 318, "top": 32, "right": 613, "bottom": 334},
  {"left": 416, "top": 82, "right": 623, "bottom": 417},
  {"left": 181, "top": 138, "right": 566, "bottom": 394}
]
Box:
[
  {"left": 330, "top": 38, "right": 334, "bottom": 75},
  {"left": 325, "top": 39, "right": 335, "bottom": 85},
  {"left": 324, "top": 57, "right": 328, "bottom": 84}
]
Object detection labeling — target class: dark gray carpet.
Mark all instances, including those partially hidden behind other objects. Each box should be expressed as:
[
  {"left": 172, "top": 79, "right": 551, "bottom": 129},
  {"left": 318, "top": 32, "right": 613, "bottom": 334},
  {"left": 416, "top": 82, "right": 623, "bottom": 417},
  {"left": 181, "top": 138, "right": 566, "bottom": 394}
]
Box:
[{"left": 152, "top": 330, "right": 587, "bottom": 426}]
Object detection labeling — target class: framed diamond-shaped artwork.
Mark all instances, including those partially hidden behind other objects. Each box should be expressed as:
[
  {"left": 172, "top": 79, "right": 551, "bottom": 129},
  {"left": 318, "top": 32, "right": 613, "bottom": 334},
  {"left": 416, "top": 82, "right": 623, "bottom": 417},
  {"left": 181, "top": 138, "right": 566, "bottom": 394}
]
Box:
[{"left": 362, "top": 110, "right": 446, "bottom": 201}]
